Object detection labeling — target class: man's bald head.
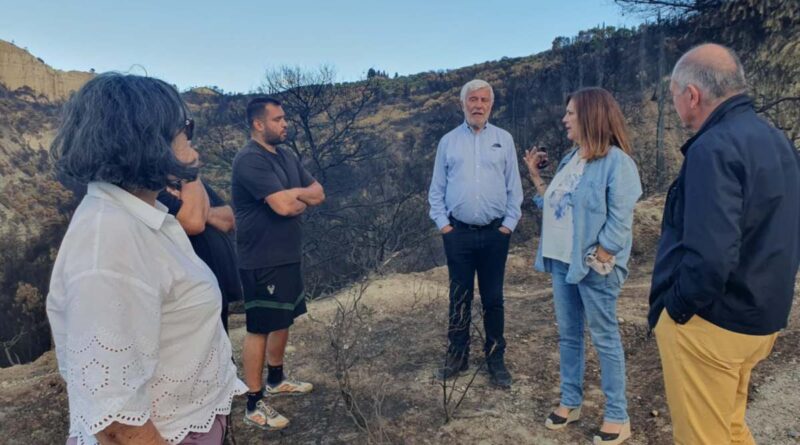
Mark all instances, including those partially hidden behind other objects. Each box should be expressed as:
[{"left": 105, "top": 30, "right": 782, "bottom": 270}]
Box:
[{"left": 672, "top": 43, "right": 747, "bottom": 103}]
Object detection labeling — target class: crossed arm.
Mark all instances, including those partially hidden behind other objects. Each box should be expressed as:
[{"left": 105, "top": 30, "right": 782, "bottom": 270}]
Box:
[
  {"left": 265, "top": 181, "right": 325, "bottom": 216},
  {"left": 171, "top": 179, "right": 209, "bottom": 235},
  {"left": 168, "top": 179, "right": 237, "bottom": 234},
  {"left": 207, "top": 205, "right": 235, "bottom": 232}
]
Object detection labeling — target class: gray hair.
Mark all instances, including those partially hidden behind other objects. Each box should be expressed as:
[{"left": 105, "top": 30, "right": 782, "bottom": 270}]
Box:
[
  {"left": 51, "top": 73, "right": 198, "bottom": 191},
  {"left": 460, "top": 79, "right": 494, "bottom": 103},
  {"left": 671, "top": 44, "right": 747, "bottom": 102}
]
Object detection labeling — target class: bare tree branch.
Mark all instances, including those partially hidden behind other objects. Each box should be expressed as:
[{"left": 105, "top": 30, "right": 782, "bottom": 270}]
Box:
[{"left": 755, "top": 96, "right": 800, "bottom": 113}]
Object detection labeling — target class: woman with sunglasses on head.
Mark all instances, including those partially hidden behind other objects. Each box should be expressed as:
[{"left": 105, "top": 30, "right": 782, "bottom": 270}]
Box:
[
  {"left": 524, "top": 87, "right": 642, "bottom": 445},
  {"left": 47, "top": 73, "right": 248, "bottom": 445}
]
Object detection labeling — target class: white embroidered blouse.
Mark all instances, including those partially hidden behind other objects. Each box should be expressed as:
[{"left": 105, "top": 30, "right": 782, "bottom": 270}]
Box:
[{"left": 47, "top": 182, "right": 247, "bottom": 445}]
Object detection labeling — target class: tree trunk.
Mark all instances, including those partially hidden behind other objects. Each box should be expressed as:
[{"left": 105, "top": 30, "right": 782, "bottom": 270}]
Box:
[
  {"left": 639, "top": 26, "right": 648, "bottom": 94},
  {"left": 655, "top": 17, "right": 667, "bottom": 191}
]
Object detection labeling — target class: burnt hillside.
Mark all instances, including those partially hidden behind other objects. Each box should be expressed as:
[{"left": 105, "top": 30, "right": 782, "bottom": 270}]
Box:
[{"left": 0, "top": 0, "right": 798, "bottom": 367}]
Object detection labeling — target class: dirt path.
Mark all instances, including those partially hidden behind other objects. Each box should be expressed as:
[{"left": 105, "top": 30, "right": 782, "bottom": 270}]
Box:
[{"left": 224, "top": 250, "right": 799, "bottom": 445}]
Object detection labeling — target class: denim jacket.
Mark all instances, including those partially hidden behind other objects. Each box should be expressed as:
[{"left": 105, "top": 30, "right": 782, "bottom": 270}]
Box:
[{"left": 534, "top": 146, "right": 642, "bottom": 284}]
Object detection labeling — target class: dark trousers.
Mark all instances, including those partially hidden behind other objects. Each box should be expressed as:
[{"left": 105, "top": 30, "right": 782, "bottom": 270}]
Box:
[
  {"left": 442, "top": 221, "right": 510, "bottom": 362},
  {"left": 221, "top": 295, "right": 229, "bottom": 333}
]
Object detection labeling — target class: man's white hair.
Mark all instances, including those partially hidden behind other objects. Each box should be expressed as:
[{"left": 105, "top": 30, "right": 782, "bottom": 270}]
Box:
[
  {"left": 460, "top": 79, "right": 494, "bottom": 103},
  {"left": 671, "top": 44, "right": 747, "bottom": 102}
]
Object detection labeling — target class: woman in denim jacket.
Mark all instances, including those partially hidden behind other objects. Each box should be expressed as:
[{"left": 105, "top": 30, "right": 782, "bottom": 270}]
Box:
[{"left": 525, "top": 87, "right": 642, "bottom": 445}]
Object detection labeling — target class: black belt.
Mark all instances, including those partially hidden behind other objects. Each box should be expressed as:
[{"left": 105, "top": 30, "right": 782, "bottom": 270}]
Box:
[{"left": 448, "top": 216, "right": 503, "bottom": 230}]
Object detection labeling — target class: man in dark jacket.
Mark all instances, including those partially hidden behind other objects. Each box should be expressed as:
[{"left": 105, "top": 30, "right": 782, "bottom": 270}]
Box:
[{"left": 650, "top": 43, "right": 800, "bottom": 444}]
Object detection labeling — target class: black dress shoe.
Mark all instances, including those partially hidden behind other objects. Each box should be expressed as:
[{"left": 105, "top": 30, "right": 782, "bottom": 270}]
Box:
[
  {"left": 593, "top": 422, "right": 631, "bottom": 444},
  {"left": 487, "top": 360, "right": 512, "bottom": 388},
  {"left": 435, "top": 354, "right": 469, "bottom": 380},
  {"left": 544, "top": 406, "right": 581, "bottom": 430}
]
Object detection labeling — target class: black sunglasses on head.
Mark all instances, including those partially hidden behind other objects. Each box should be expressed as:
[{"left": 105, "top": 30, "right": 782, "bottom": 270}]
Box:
[{"left": 181, "top": 118, "right": 195, "bottom": 141}]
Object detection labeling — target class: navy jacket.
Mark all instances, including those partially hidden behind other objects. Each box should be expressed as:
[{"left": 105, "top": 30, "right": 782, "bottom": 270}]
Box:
[{"left": 648, "top": 95, "right": 800, "bottom": 335}]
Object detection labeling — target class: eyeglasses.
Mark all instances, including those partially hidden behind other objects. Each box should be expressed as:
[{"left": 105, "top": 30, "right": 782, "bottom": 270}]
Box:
[{"left": 181, "top": 118, "right": 195, "bottom": 141}]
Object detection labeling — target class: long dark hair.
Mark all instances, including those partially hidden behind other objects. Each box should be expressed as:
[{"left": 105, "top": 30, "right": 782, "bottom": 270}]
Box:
[
  {"left": 51, "top": 73, "right": 198, "bottom": 191},
  {"left": 567, "top": 87, "right": 633, "bottom": 161}
]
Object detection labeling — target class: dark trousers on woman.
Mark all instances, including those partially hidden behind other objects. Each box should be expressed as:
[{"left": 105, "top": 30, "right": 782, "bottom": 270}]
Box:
[{"left": 442, "top": 218, "right": 510, "bottom": 363}]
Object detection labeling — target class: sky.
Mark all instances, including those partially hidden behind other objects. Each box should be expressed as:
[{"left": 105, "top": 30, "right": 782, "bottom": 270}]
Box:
[{"left": 0, "top": 0, "right": 641, "bottom": 93}]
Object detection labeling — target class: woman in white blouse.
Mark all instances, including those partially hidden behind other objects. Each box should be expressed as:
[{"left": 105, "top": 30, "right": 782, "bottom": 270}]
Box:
[{"left": 47, "top": 73, "right": 249, "bottom": 445}]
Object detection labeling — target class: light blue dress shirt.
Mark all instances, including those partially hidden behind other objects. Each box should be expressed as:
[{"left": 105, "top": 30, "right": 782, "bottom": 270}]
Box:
[{"left": 428, "top": 121, "right": 523, "bottom": 231}]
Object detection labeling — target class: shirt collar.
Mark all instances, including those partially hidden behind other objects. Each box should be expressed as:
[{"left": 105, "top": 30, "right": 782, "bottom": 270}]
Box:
[
  {"left": 87, "top": 182, "right": 169, "bottom": 230},
  {"left": 679, "top": 94, "right": 753, "bottom": 156},
  {"left": 462, "top": 120, "right": 490, "bottom": 134},
  {"left": 249, "top": 138, "right": 280, "bottom": 155}
]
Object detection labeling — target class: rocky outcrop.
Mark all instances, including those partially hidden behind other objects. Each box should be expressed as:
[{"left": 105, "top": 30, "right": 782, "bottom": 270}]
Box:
[
  {"left": 188, "top": 86, "right": 222, "bottom": 96},
  {"left": 0, "top": 40, "right": 92, "bottom": 102}
]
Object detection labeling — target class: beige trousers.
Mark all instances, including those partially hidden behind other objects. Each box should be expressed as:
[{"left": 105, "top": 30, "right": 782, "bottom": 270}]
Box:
[{"left": 654, "top": 310, "right": 778, "bottom": 445}]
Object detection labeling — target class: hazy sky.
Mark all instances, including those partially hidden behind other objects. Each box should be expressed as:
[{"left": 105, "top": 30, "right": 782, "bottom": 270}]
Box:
[{"left": 0, "top": 0, "right": 640, "bottom": 93}]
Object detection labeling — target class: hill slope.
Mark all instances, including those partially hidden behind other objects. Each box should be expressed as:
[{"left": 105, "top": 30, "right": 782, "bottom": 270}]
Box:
[
  {"left": 2, "top": 197, "right": 799, "bottom": 444},
  {"left": 0, "top": 0, "right": 798, "bottom": 374},
  {"left": 1, "top": 247, "right": 798, "bottom": 444}
]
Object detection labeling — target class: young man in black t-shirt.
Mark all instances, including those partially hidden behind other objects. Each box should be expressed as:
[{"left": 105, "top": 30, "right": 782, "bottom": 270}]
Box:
[{"left": 232, "top": 97, "right": 325, "bottom": 430}]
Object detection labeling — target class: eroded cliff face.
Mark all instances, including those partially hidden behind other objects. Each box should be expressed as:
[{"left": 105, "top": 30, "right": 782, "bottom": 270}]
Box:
[
  {"left": 0, "top": 40, "right": 92, "bottom": 102},
  {"left": 0, "top": 40, "right": 73, "bottom": 240}
]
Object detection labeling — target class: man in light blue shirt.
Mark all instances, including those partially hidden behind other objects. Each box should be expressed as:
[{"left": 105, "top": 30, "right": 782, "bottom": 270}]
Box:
[{"left": 428, "top": 79, "right": 523, "bottom": 388}]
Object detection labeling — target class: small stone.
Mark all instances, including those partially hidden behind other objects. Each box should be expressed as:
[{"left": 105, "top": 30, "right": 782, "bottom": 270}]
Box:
[
  {"left": 617, "top": 317, "right": 625, "bottom": 323},
  {"left": 650, "top": 410, "right": 660, "bottom": 417},
  {"left": 788, "top": 430, "right": 800, "bottom": 439}
]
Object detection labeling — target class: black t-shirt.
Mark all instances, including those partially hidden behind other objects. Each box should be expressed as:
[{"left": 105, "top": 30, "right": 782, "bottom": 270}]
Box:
[
  {"left": 157, "top": 183, "right": 243, "bottom": 301},
  {"left": 231, "top": 140, "right": 315, "bottom": 269}
]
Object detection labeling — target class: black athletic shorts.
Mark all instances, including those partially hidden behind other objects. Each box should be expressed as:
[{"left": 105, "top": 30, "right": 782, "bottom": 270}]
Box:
[{"left": 240, "top": 263, "right": 307, "bottom": 334}]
